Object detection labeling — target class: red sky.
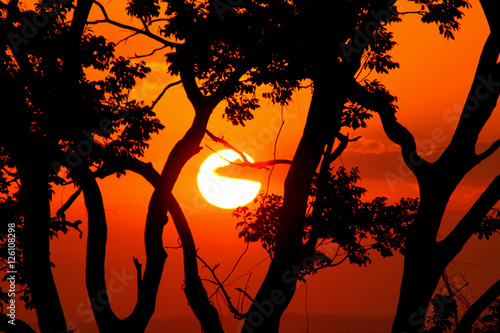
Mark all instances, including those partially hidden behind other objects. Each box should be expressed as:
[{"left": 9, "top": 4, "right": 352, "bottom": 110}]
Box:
[{"left": 13, "top": 1, "right": 500, "bottom": 332}]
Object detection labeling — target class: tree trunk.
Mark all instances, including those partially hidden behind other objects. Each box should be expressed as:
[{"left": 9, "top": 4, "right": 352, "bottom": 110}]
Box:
[
  {"left": 80, "top": 169, "right": 121, "bottom": 332},
  {"left": 391, "top": 247, "right": 446, "bottom": 333},
  {"left": 17, "top": 144, "right": 67, "bottom": 333},
  {"left": 242, "top": 77, "right": 345, "bottom": 333}
]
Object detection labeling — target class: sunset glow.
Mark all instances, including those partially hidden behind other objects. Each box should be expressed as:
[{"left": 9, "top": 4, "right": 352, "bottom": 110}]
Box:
[
  {"left": 2, "top": 1, "right": 500, "bottom": 333},
  {"left": 197, "top": 150, "right": 261, "bottom": 209}
]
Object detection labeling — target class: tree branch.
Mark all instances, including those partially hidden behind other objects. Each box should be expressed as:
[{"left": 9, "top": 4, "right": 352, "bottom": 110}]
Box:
[
  {"left": 151, "top": 80, "right": 182, "bottom": 110},
  {"left": 477, "top": 139, "right": 500, "bottom": 162},
  {"left": 348, "top": 81, "right": 428, "bottom": 172},
  {"left": 169, "top": 198, "right": 226, "bottom": 332},
  {"left": 197, "top": 255, "right": 247, "bottom": 319},
  {"left": 131, "top": 45, "right": 168, "bottom": 60},
  {"left": 442, "top": 29, "right": 500, "bottom": 163},
  {"left": 206, "top": 129, "right": 250, "bottom": 163},
  {"left": 56, "top": 187, "right": 82, "bottom": 218},
  {"left": 440, "top": 175, "right": 500, "bottom": 261},
  {"left": 105, "top": 155, "right": 225, "bottom": 332},
  {"left": 89, "top": 0, "right": 181, "bottom": 48},
  {"left": 455, "top": 279, "right": 500, "bottom": 333},
  {"left": 479, "top": 0, "right": 500, "bottom": 32},
  {"left": 378, "top": 111, "right": 427, "bottom": 172},
  {"left": 205, "top": 130, "right": 292, "bottom": 169},
  {"left": 80, "top": 169, "right": 120, "bottom": 330}
]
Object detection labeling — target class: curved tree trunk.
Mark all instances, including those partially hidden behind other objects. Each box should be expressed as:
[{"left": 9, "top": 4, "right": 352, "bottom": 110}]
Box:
[
  {"left": 242, "top": 77, "right": 346, "bottom": 333},
  {"left": 387, "top": 2, "right": 500, "bottom": 331}
]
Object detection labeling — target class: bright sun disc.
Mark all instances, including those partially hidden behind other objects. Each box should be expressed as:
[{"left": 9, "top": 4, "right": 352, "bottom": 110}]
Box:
[{"left": 197, "top": 150, "right": 261, "bottom": 209}]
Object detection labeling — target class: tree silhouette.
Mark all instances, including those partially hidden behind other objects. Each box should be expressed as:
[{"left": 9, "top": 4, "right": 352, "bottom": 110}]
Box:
[
  {"left": 358, "top": 1, "right": 500, "bottom": 332},
  {"left": 1, "top": 1, "right": 499, "bottom": 333},
  {"left": 0, "top": 1, "right": 163, "bottom": 331},
  {"left": 234, "top": 167, "right": 418, "bottom": 270}
]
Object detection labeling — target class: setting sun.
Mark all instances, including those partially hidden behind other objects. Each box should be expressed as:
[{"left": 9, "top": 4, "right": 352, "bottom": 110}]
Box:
[{"left": 197, "top": 149, "right": 261, "bottom": 209}]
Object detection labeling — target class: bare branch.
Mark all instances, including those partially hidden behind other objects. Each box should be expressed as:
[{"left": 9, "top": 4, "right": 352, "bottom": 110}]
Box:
[
  {"left": 197, "top": 255, "right": 247, "bottom": 319},
  {"left": 151, "top": 80, "right": 182, "bottom": 110},
  {"left": 115, "top": 31, "right": 141, "bottom": 47},
  {"left": 131, "top": 45, "right": 168, "bottom": 60},
  {"left": 205, "top": 144, "right": 291, "bottom": 170},
  {"left": 378, "top": 111, "right": 428, "bottom": 172},
  {"left": 455, "top": 279, "right": 500, "bottom": 333},
  {"left": 442, "top": 272, "right": 459, "bottom": 328},
  {"left": 236, "top": 287, "right": 255, "bottom": 302},
  {"left": 221, "top": 242, "right": 250, "bottom": 286},
  {"left": 132, "top": 256, "right": 143, "bottom": 294},
  {"left": 440, "top": 175, "right": 500, "bottom": 261},
  {"left": 396, "top": 11, "right": 426, "bottom": 15},
  {"left": 205, "top": 130, "right": 292, "bottom": 169},
  {"left": 206, "top": 129, "right": 250, "bottom": 163},
  {"left": 330, "top": 132, "right": 360, "bottom": 162},
  {"left": 443, "top": 32, "right": 500, "bottom": 163},
  {"left": 56, "top": 187, "right": 82, "bottom": 218},
  {"left": 477, "top": 139, "right": 500, "bottom": 162}
]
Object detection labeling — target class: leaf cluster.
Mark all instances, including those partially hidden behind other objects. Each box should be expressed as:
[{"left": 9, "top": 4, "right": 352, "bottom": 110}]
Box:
[
  {"left": 473, "top": 301, "right": 500, "bottom": 333},
  {"left": 0, "top": 1, "right": 165, "bottom": 310},
  {"left": 476, "top": 208, "right": 500, "bottom": 241},
  {"left": 234, "top": 167, "right": 418, "bottom": 272},
  {"left": 425, "top": 294, "right": 458, "bottom": 333}
]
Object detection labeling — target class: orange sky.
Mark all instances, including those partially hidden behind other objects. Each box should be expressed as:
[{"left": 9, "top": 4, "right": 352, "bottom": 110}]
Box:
[{"left": 13, "top": 1, "right": 500, "bottom": 332}]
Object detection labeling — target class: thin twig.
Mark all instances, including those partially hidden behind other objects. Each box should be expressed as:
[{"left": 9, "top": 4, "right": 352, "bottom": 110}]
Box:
[
  {"left": 89, "top": 0, "right": 181, "bottom": 48},
  {"left": 197, "top": 255, "right": 247, "bottom": 319},
  {"left": 206, "top": 130, "right": 250, "bottom": 163},
  {"left": 131, "top": 45, "right": 168, "bottom": 60},
  {"left": 236, "top": 287, "right": 254, "bottom": 303},
  {"left": 151, "top": 80, "right": 182, "bottom": 110}
]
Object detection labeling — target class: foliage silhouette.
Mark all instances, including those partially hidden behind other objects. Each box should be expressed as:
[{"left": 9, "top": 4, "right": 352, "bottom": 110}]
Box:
[
  {"left": 234, "top": 167, "right": 418, "bottom": 270},
  {"left": 363, "top": 1, "right": 500, "bottom": 331},
  {"left": 0, "top": 1, "right": 498, "bottom": 333},
  {"left": 0, "top": 0, "right": 163, "bottom": 331}
]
